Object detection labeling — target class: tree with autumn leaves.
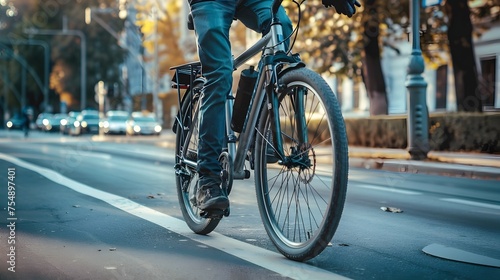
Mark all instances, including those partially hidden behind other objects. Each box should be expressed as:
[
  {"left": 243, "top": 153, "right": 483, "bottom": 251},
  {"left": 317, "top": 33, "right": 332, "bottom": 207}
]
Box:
[
  {"left": 134, "top": 0, "right": 186, "bottom": 87},
  {"left": 286, "top": 0, "right": 499, "bottom": 115},
  {"left": 142, "top": 0, "right": 498, "bottom": 115},
  {"left": 1, "top": 0, "right": 127, "bottom": 112},
  {"left": 1, "top": 0, "right": 498, "bottom": 116},
  {"left": 133, "top": 0, "right": 248, "bottom": 94}
]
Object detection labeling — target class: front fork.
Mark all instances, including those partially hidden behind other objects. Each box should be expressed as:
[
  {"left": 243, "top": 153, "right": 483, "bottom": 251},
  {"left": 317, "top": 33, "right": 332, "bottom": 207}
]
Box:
[{"left": 266, "top": 67, "right": 309, "bottom": 165}]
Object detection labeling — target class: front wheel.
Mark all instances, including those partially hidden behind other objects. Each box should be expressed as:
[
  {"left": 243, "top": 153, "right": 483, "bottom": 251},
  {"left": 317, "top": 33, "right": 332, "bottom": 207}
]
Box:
[{"left": 254, "top": 68, "right": 348, "bottom": 261}]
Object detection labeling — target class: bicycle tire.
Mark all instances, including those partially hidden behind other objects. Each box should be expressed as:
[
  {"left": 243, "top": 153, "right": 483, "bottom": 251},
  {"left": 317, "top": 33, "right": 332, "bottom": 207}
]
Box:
[
  {"left": 254, "top": 67, "right": 348, "bottom": 261},
  {"left": 175, "top": 83, "right": 221, "bottom": 234}
]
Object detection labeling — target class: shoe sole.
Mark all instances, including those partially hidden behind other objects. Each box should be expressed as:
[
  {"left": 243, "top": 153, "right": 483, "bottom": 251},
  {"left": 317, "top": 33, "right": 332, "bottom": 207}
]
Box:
[{"left": 199, "top": 197, "right": 229, "bottom": 211}]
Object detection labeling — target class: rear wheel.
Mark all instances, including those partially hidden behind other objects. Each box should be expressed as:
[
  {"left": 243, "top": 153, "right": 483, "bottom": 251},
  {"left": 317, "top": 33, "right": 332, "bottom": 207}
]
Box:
[
  {"left": 175, "top": 83, "right": 221, "bottom": 234},
  {"left": 254, "top": 68, "right": 348, "bottom": 261}
]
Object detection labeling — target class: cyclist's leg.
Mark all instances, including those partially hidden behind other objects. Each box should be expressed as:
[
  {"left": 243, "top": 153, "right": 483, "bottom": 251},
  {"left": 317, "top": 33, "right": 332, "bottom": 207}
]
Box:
[
  {"left": 235, "top": 0, "right": 292, "bottom": 161},
  {"left": 190, "top": 1, "right": 236, "bottom": 209},
  {"left": 235, "top": 0, "right": 293, "bottom": 47}
]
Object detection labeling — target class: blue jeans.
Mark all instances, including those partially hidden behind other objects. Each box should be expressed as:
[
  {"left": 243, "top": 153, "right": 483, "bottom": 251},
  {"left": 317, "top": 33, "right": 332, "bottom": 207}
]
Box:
[{"left": 191, "top": 0, "right": 292, "bottom": 186}]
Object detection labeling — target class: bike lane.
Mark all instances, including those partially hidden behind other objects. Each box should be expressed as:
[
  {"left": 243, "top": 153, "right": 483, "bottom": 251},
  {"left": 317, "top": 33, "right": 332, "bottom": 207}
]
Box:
[{"left": 0, "top": 153, "right": 346, "bottom": 279}]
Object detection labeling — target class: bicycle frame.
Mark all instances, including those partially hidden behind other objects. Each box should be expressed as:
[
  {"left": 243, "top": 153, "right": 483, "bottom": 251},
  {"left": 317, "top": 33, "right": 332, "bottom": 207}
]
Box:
[
  {"left": 230, "top": 32, "right": 274, "bottom": 179},
  {"left": 172, "top": 0, "right": 303, "bottom": 180},
  {"left": 171, "top": 0, "right": 349, "bottom": 260}
]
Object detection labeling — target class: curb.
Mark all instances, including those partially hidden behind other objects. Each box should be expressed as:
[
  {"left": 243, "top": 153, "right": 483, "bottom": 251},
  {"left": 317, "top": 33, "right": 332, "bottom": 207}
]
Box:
[
  {"left": 349, "top": 157, "right": 500, "bottom": 180},
  {"left": 117, "top": 134, "right": 500, "bottom": 180}
]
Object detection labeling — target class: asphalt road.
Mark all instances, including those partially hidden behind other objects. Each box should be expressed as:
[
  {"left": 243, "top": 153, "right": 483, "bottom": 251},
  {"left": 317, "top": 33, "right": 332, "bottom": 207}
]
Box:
[{"left": 0, "top": 130, "right": 499, "bottom": 279}]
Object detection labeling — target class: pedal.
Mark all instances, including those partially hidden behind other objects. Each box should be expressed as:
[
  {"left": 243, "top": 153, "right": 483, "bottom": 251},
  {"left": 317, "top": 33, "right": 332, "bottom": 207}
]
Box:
[{"left": 200, "top": 209, "right": 225, "bottom": 219}]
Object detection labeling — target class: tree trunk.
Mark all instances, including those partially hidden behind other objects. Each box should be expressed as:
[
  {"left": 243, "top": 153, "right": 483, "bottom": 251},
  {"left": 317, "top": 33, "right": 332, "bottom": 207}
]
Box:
[
  {"left": 446, "top": 0, "right": 482, "bottom": 112},
  {"left": 361, "top": 0, "right": 388, "bottom": 116}
]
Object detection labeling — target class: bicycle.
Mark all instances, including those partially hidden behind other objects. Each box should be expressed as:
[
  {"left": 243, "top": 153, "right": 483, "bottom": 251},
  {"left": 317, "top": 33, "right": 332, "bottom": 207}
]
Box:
[{"left": 170, "top": 0, "right": 348, "bottom": 261}]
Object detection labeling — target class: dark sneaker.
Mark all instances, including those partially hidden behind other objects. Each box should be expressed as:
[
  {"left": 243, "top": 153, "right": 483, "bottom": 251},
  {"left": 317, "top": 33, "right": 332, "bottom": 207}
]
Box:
[
  {"left": 185, "top": 148, "right": 197, "bottom": 161},
  {"left": 197, "top": 184, "right": 229, "bottom": 211}
]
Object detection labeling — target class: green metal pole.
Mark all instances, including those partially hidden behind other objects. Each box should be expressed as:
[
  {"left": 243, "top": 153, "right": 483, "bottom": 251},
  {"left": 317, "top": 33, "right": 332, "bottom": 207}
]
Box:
[
  {"left": 406, "top": 0, "right": 430, "bottom": 160},
  {"left": 21, "top": 65, "right": 26, "bottom": 109},
  {"left": 3, "top": 67, "right": 8, "bottom": 126}
]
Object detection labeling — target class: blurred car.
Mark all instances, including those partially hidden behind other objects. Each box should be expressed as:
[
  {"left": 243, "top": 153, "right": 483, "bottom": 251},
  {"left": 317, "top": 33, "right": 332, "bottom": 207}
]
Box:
[
  {"left": 67, "top": 114, "right": 81, "bottom": 136},
  {"left": 35, "top": 113, "right": 53, "bottom": 130},
  {"left": 5, "top": 114, "right": 26, "bottom": 130},
  {"left": 101, "top": 110, "right": 129, "bottom": 135},
  {"left": 73, "top": 110, "right": 100, "bottom": 135},
  {"left": 126, "top": 112, "right": 162, "bottom": 136},
  {"left": 60, "top": 111, "right": 80, "bottom": 135},
  {"left": 41, "top": 113, "right": 66, "bottom": 132}
]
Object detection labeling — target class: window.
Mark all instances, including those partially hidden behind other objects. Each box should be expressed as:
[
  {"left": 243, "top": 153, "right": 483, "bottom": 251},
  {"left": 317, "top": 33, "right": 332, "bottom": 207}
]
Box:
[
  {"left": 480, "top": 57, "right": 496, "bottom": 108},
  {"left": 435, "top": 65, "right": 448, "bottom": 110}
]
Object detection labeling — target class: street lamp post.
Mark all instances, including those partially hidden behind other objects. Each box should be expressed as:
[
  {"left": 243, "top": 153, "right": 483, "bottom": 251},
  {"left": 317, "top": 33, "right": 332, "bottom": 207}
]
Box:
[
  {"left": 25, "top": 27, "right": 87, "bottom": 110},
  {"left": 0, "top": 42, "right": 48, "bottom": 114},
  {"left": 86, "top": 5, "right": 148, "bottom": 114},
  {"left": 406, "top": 0, "right": 430, "bottom": 160},
  {"left": 1, "top": 67, "right": 7, "bottom": 126},
  {"left": 95, "top": 81, "right": 107, "bottom": 137},
  {"left": 152, "top": 6, "right": 161, "bottom": 123},
  {"left": 0, "top": 39, "right": 50, "bottom": 111}
]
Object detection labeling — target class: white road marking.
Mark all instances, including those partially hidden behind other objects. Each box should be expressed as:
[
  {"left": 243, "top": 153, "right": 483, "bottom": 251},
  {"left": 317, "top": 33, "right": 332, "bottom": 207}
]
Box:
[
  {"left": 423, "top": 243, "right": 500, "bottom": 268},
  {"left": 440, "top": 198, "right": 500, "bottom": 211},
  {"left": 85, "top": 145, "right": 173, "bottom": 161},
  {"left": 353, "top": 184, "right": 422, "bottom": 195},
  {"left": 79, "top": 151, "right": 112, "bottom": 160},
  {"left": 0, "top": 153, "right": 349, "bottom": 280}
]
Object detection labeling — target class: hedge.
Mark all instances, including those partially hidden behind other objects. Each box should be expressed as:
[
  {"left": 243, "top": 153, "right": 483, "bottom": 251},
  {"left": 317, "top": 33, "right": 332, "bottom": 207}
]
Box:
[{"left": 344, "top": 112, "right": 500, "bottom": 153}]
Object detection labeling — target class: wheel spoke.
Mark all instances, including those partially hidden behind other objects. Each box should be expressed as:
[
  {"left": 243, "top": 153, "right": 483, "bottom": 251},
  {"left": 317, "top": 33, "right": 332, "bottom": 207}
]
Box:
[
  {"left": 255, "top": 68, "right": 348, "bottom": 261},
  {"left": 175, "top": 86, "right": 221, "bottom": 235}
]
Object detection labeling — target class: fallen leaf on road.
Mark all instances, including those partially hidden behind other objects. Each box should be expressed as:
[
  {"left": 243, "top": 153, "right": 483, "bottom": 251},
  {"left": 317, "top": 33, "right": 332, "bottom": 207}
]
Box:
[{"left": 380, "top": 206, "right": 403, "bottom": 213}]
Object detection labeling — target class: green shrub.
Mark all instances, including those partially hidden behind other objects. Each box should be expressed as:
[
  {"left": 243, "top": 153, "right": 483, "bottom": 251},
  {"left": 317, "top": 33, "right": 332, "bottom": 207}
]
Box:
[{"left": 343, "top": 112, "right": 499, "bottom": 153}]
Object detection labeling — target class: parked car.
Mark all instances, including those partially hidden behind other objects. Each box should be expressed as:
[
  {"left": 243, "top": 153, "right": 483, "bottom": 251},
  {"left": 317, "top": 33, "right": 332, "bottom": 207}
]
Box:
[
  {"left": 101, "top": 110, "right": 129, "bottom": 135},
  {"left": 66, "top": 114, "right": 81, "bottom": 136},
  {"left": 60, "top": 111, "right": 80, "bottom": 135},
  {"left": 5, "top": 114, "right": 26, "bottom": 130},
  {"left": 126, "top": 112, "right": 162, "bottom": 136},
  {"left": 41, "top": 113, "right": 66, "bottom": 132},
  {"left": 73, "top": 110, "right": 100, "bottom": 135},
  {"left": 35, "top": 113, "right": 53, "bottom": 130}
]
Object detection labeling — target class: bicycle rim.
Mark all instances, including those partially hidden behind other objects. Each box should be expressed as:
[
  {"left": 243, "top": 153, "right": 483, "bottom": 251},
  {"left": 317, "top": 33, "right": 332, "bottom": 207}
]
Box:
[
  {"left": 255, "top": 68, "right": 348, "bottom": 261},
  {"left": 175, "top": 86, "right": 220, "bottom": 234}
]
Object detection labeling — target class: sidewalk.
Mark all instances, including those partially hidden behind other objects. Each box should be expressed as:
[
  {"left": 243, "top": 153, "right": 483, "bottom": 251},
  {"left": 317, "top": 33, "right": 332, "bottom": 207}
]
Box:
[
  {"left": 348, "top": 147, "right": 500, "bottom": 180},
  {"left": 155, "top": 131, "right": 500, "bottom": 180},
  {"left": 1, "top": 129, "right": 499, "bottom": 180}
]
